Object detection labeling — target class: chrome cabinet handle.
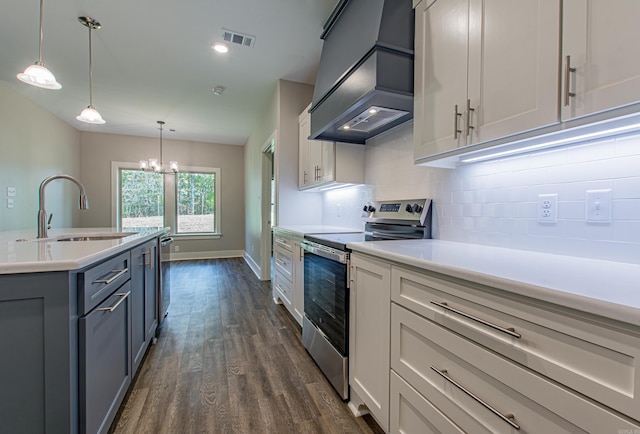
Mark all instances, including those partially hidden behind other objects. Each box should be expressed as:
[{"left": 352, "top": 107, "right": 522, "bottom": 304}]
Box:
[
  {"left": 93, "top": 268, "right": 128, "bottom": 285},
  {"left": 430, "top": 300, "right": 521, "bottom": 338},
  {"left": 275, "top": 238, "right": 289, "bottom": 248},
  {"left": 466, "top": 99, "right": 475, "bottom": 136},
  {"left": 143, "top": 248, "right": 154, "bottom": 269},
  {"left": 454, "top": 104, "right": 462, "bottom": 139},
  {"left": 564, "top": 55, "right": 576, "bottom": 107},
  {"left": 97, "top": 291, "right": 131, "bottom": 312},
  {"left": 431, "top": 366, "right": 520, "bottom": 430},
  {"left": 303, "top": 170, "right": 308, "bottom": 185}
]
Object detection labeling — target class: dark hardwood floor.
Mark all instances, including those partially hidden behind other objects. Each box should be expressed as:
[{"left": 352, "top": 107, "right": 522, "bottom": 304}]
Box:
[{"left": 110, "top": 258, "right": 384, "bottom": 434}]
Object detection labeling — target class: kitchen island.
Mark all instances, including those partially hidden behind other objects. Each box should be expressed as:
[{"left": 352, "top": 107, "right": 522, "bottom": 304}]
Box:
[
  {"left": 346, "top": 239, "right": 640, "bottom": 432},
  {"left": 0, "top": 227, "right": 167, "bottom": 434}
]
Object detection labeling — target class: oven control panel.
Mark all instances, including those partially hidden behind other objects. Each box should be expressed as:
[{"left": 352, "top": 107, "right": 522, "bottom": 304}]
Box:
[{"left": 363, "top": 199, "right": 432, "bottom": 225}]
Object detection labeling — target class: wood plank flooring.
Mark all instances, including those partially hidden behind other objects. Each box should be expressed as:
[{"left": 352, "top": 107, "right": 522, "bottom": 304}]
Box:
[{"left": 110, "top": 258, "right": 384, "bottom": 434}]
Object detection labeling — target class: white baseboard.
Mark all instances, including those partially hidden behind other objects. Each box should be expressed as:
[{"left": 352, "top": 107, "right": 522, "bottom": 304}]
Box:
[
  {"left": 169, "top": 250, "right": 244, "bottom": 261},
  {"left": 243, "top": 253, "right": 262, "bottom": 279}
]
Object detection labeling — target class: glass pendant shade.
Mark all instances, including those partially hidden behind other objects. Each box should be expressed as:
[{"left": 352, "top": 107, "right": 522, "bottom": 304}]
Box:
[
  {"left": 17, "top": 62, "right": 61, "bottom": 89},
  {"left": 76, "top": 106, "right": 105, "bottom": 124}
]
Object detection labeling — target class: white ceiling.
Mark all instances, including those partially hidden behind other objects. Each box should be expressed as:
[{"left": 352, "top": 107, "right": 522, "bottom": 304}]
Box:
[{"left": 0, "top": 0, "right": 337, "bottom": 144}]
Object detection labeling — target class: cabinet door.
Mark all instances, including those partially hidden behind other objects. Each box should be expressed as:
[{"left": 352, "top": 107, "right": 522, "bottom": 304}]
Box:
[
  {"left": 131, "top": 240, "right": 158, "bottom": 376},
  {"left": 308, "top": 140, "right": 324, "bottom": 185},
  {"left": 79, "top": 281, "right": 132, "bottom": 434},
  {"left": 562, "top": 0, "right": 640, "bottom": 121},
  {"left": 349, "top": 254, "right": 392, "bottom": 431},
  {"left": 319, "top": 141, "right": 335, "bottom": 184},
  {"left": 292, "top": 238, "right": 304, "bottom": 326},
  {"left": 467, "top": 0, "right": 560, "bottom": 144},
  {"left": 130, "top": 243, "right": 147, "bottom": 374},
  {"left": 298, "top": 109, "right": 311, "bottom": 188},
  {"left": 414, "top": 0, "right": 469, "bottom": 160}
]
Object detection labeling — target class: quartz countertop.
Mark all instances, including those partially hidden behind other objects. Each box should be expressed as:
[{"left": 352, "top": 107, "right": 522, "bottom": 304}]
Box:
[
  {"left": 347, "top": 239, "right": 640, "bottom": 326},
  {"left": 0, "top": 227, "right": 168, "bottom": 275},
  {"left": 274, "top": 225, "right": 363, "bottom": 236}
]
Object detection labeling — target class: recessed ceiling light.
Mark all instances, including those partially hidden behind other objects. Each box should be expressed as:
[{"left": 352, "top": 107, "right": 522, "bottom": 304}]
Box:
[{"left": 212, "top": 42, "right": 229, "bottom": 54}]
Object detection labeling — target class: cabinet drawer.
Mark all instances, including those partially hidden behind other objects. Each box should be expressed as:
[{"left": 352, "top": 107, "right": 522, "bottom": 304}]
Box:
[
  {"left": 273, "top": 270, "right": 293, "bottom": 308},
  {"left": 274, "top": 247, "right": 293, "bottom": 281},
  {"left": 390, "top": 371, "right": 466, "bottom": 434},
  {"left": 79, "top": 251, "right": 131, "bottom": 314},
  {"left": 391, "top": 265, "right": 640, "bottom": 420},
  {"left": 391, "top": 304, "right": 640, "bottom": 433},
  {"left": 273, "top": 232, "right": 293, "bottom": 252}
]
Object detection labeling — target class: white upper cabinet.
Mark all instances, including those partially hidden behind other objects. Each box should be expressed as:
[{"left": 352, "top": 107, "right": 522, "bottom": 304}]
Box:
[
  {"left": 298, "top": 104, "right": 364, "bottom": 190},
  {"left": 414, "top": 0, "right": 560, "bottom": 163},
  {"left": 562, "top": 0, "right": 640, "bottom": 121}
]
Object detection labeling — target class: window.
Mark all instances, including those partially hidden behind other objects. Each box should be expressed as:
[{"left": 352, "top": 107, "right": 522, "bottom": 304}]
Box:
[
  {"left": 120, "top": 169, "right": 164, "bottom": 231},
  {"left": 176, "top": 171, "right": 217, "bottom": 234},
  {"left": 114, "top": 163, "right": 220, "bottom": 237}
]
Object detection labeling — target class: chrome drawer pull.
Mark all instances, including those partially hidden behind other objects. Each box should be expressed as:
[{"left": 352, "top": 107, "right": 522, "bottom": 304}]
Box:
[
  {"left": 97, "top": 291, "right": 130, "bottom": 312},
  {"left": 431, "top": 366, "right": 520, "bottom": 430},
  {"left": 430, "top": 300, "right": 521, "bottom": 339},
  {"left": 93, "top": 268, "right": 128, "bottom": 285},
  {"left": 564, "top": 55, "right": 576, "bottom": 107}
]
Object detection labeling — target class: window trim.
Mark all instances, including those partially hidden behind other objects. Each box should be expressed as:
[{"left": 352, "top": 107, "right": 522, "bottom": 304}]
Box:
[{"left": 111, "top": 162, "right": 221, "bottom": 237}]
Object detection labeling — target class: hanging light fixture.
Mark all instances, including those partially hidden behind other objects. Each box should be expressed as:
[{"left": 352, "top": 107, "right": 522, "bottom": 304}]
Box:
[
  {"left": 17, "top": 0, "right": 61, "bottom": 89},
  {"left": 140, "top": 121, "right": 179, "bottom": 173},
  {"left": 76, "top": 16, "right": 105, "bottom": 124}
]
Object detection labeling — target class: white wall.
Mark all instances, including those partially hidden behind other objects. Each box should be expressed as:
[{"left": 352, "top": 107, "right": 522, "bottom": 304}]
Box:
[
  {"left": 0, "top": 81, "right": 81, "bottom": 233},
  {"left": 323, "top": 121, "right": 640, "bottom": 265},
  {"left": 244, "top": 80, "right": 322, "bottom": 277}
]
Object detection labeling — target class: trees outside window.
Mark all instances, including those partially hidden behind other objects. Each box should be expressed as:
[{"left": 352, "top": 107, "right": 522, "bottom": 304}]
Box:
[
  {"left": 120, "top": 169, "right": 164, "bottom": 230},
  {"left": 176, "top": 172, "right": 216, "bottom": 234},
  {"left": 116, "top": 165, "right": 220, "bottom": 236}
]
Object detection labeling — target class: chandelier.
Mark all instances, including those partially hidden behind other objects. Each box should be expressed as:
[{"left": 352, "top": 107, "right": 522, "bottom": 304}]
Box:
[{"left": 140, "top": 121, "right": 178, "bottom": 173}]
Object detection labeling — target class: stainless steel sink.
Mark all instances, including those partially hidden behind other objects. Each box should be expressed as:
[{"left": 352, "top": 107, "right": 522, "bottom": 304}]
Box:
[{"left": 55, "top": 232, "right": 137, "bottom": 242}]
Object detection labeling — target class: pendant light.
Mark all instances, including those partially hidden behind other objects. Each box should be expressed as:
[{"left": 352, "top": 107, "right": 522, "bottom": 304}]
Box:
[
  {"left": 76, "top": 16, "right": 105, "bottom": 124},
  {"left": 140, "top": 121, "right": 179, "bottom": 173},
  {"left": 16, "top": 0, "right": 61, "bottom": 89}
]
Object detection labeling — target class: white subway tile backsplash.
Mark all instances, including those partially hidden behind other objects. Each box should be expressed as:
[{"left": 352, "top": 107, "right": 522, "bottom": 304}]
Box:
[{"left": 322, "top": 124, "right": 640, "bottom": 264}]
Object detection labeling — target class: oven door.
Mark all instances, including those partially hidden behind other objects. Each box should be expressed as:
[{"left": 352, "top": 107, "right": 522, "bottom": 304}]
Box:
[{"left": 301, "top": 241, "right": 349, "bottom": 356}]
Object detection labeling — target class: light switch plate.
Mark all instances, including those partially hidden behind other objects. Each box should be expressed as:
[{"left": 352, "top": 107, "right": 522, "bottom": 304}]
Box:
[
  {"left": 586, "top": 189, "right": 611, "bottom": 222},
  {"left": 7, "top": 187, "right": 16, "bottom": 197},
  {"left": 7, "top": 198, "right": 14, "bottom": 209}
]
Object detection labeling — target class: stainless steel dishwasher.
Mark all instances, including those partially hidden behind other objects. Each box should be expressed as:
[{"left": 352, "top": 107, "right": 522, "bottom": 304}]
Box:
[{"left": 157, "top": 234, "right": 173, "bottom": 335}]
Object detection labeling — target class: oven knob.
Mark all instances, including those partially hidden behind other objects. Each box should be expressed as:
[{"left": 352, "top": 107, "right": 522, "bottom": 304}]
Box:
[
  {"left": 405, "top": 204, "right": 413, "bottom": 213},
  {"left": 363, "top": 205, "right": 368, "bottom": 212},
  {"left": 367, "top": 205, "right": 376, "bottom": 213},
  {"left": 412, "top": 203, "right": 423, "bottom": 213}
]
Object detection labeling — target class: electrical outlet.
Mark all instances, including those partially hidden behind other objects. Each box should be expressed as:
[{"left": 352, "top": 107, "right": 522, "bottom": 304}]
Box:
[
  {"left": 586, "top": 189, "right": 612, "bottom": 222},
  {"left": 537, "top": 194, "right": 557, "bottom": 223},
  {"left": 174, "top": 245, "right": 180, "bottom": 252}
]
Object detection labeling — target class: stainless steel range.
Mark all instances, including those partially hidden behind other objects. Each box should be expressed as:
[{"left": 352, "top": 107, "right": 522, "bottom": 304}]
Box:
[{"left": 301, "top": 199, "right": 432, "bottom": 399}]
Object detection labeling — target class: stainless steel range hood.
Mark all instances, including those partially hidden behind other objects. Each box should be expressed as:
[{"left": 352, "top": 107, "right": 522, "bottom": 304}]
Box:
[{"left": 309, "top": 0, "right": 414, "bottom": 144}]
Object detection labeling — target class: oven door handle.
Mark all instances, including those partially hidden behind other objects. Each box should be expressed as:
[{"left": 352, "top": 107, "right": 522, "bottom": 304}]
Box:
[{"left": 301, "top": 241, "right": 347, "bottom": 264}]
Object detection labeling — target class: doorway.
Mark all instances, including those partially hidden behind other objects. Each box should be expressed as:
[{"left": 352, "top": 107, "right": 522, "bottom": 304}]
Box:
[{"left": 260, "top": 131, "right": 276, "bottom": 281}]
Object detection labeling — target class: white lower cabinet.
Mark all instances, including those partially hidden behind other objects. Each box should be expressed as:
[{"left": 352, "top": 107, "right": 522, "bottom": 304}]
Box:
[
  {"left": 272, "top": 229, "right": 304, "bottom": 326},
  {"left": 348, "top": 252, "right": 640, "bottom": 433},
  {"left": 349, "top": 254, "right": 391, "bottom": 431}
]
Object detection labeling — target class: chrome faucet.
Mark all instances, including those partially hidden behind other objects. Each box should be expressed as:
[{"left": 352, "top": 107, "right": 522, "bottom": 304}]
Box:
[{"left": 37, "top": 174, "right": 89, "bottom": 239}]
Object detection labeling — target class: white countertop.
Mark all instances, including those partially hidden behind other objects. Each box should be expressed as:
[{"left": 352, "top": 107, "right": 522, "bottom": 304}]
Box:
[
  {"left": 0, "top": 227, "right": 168, "bottom": 275},
  {"left": 275, "top": 225, "right": 363, "bottom": 236},
  {"left": 347, "top": 239, "right": 640, "bottom": 326}
]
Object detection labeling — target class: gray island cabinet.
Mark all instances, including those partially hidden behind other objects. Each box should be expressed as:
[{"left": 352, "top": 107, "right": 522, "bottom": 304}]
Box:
[{"left": 0, "top": 233, "right": 160, "bottom": 434}]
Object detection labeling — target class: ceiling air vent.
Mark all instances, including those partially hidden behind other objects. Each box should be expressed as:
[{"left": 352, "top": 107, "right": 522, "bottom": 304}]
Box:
[{"left": 222, "top": 29, "right": 255, "bottom": 48}]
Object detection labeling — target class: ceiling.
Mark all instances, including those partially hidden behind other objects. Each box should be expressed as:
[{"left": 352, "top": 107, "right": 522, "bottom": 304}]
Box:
[{"left": 0, "top": 0, "right": 337, "bottom": 145}]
